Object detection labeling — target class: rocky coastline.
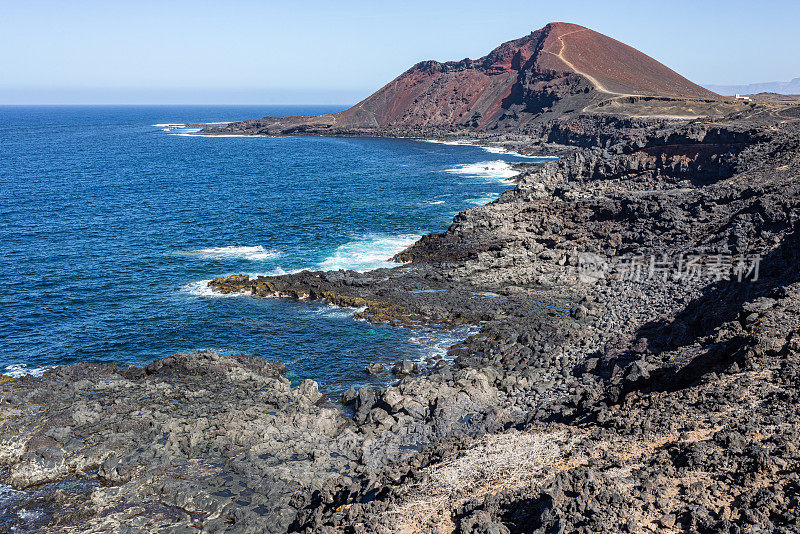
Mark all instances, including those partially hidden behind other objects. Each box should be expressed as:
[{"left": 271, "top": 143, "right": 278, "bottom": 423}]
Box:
[{"left": 2, "top": 102, "right": 800, "bottom": 533}]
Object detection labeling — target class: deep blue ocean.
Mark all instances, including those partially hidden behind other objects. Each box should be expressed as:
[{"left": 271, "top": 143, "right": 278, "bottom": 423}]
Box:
[{"left": 0, "top": 105, "right": 547, "bottom": 394}]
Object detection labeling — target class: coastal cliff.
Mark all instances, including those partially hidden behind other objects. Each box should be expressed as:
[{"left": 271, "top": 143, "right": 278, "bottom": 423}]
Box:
[{"left": 3, "top": 23, "right": 800, "bottom": 534}]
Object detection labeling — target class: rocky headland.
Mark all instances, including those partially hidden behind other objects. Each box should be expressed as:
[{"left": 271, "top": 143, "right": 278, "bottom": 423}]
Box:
[{"left": 3, "top": 22, "right": 800, "bottom": 533}]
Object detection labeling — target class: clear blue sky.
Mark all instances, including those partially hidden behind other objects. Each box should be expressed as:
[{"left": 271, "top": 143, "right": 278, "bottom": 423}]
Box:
[{"left": 1, "top": 0, "right": 797, "bottom": 104}]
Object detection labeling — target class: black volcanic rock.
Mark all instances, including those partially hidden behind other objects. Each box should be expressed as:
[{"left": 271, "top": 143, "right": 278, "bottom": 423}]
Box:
[{"left": 4, "top": 21, "right": 800, "bottom": 534}]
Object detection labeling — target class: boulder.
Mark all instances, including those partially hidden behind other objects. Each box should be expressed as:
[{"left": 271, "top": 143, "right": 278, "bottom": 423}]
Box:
[
  {"left": 341, "top": 386, "right": 357, "bottom": 406},
  {"left": 392, "top": 360, "right": 419, "bottom": 377},
  {"left": 365, "top": 363, "right": 384, "bottom": 375}
]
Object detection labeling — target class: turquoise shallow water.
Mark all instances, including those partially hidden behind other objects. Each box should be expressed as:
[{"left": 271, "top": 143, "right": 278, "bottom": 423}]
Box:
[{"left": 0, "top": 105, "right": 550, "bottom": 393}]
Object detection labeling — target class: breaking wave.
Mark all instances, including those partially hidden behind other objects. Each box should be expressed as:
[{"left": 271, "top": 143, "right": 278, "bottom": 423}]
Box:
[
  {"left": 181, "top": 279, "right": 243, "bottom": 298},
  {"left": 4, "top": 363, "right": 51, "bottom": 378},
  {"left": 421, "top": 138, "right": 557, "bottom": 159},
  {"left": 317, "top": 234, "right": 421, "bottom": 272},
  {"left": 480, "top": 146, "right": 558, "bottom": 159},
  {"left": 443, "top": 160, "right": 520, "bottom": 183},
  {"left": 310, "top": 304, "right": 368, "bottom": 320},
  {"left": 422, "top": 139, "right": 477, "bottom": 146},
  {"left": 181, "top": 246, "right": 280, "bottom": 261}
]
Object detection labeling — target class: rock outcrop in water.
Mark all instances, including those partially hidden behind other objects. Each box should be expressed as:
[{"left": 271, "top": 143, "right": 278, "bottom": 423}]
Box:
[{"left": 4, "top": 23, "right": 800, "bottom": 534}]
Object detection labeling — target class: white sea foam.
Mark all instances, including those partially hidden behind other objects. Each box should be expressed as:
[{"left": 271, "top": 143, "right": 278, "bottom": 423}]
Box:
[
  {"left": 152, "top": 123, "right": 186, "bottom": 128},
  {"left": 310, "top": 303, "right": 362, "bottom": 320},
  {"left": 430, "top": 140, "right": 520, "bottom": 157},
  {"left": 443, "top": 160, "right": 520, "bottom": 183},
  {"left": 422, "top": 139, "right": 477, "bottom": 146},
  {"left": 183, "top": 246, "right": 280, "bottom": 261},
  {"left": 257, "top": 266, "right": 289, "bottom": 277},
  {"left": 181, "top": 279, "right": 243, "bottom": 298},
  {"left": 407, "top": 325, "right": 480, "bottom": 363},
  {"left": 422, "top": 200, "right": 446, "bottom": 205},
  {"left": 182, "top": 264, "right": 307, "bottom": 299},
  {"left": 466, "top": 192, "right": 501, "bottom": 206},
  {"left": 4, "top": 363, "right": 51, "bottom": 378},
  {"left": 421, "top": 138, "right": 559, "bottom": 159},
  {"left": 17, "top": 509, "right": 42, "bottom": 522},
  {"left": 480, "top": 146, "right": 557, "bottom": 158},
  {"left": 317, "top": 234, "right": 421, "bottom": 272},
  {"left": 244, "top": 266, "right": 306, "bottom": 278}
]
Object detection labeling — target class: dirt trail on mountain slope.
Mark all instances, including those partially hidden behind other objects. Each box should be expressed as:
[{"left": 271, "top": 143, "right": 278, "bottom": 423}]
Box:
[{"left": 546, "top": 28, "right": 637, "bottom": 98}]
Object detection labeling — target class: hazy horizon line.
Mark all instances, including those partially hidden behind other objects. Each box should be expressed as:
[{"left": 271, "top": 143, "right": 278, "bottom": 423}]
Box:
[
  {"left": 0, "top": 103, "right": 356, "bottom": 107},
  {"left": 0, "top": 87, "right": 372, "bottom": 106},
  {"left": 2, "top": 77, "right": 800, "bottom": 105}
]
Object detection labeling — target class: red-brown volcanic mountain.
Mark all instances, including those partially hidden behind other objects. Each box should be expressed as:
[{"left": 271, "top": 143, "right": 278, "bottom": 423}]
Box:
[{"left": 211, "top": 22, "right": 718, "bottom": 135}]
